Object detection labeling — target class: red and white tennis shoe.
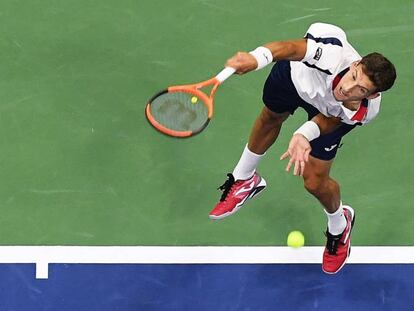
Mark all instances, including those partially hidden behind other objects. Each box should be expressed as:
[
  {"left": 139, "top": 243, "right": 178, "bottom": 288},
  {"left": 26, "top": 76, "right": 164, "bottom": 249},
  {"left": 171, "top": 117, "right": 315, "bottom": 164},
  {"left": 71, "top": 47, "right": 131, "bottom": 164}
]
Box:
[
  {"left": 322, "top": 205, "right": 355, "bottom": 274},
  {"left": 209, "top": 173, "right": 266, "bottom": 220}
]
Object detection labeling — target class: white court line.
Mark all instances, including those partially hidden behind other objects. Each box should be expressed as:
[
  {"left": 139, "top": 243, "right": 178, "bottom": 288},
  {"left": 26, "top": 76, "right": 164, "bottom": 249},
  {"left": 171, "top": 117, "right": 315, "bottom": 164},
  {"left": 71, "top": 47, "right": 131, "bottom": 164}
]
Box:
[{"left": 0, "top": 246, "right": 413, "bottom": 279}]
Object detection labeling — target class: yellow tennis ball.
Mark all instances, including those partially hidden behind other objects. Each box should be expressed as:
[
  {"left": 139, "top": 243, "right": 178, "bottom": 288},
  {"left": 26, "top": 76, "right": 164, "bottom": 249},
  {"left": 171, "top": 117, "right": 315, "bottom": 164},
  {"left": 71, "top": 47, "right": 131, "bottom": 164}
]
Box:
[
  {"left": 191, "top": 96, "right": 198, "bottom": 104},
  {"left": 287, "top": 231, "right": 305, "bottom": 248}
]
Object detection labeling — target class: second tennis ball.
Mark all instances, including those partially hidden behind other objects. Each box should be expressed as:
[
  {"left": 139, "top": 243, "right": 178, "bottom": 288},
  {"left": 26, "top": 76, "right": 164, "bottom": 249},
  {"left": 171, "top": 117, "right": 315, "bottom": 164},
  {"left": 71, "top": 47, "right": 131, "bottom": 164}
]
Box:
[
  {"left": 191, "top": 96, "right": 198, "bottom": 104},
  {"left": 287, "top": 231, "right": 305, "bottom": 248}
]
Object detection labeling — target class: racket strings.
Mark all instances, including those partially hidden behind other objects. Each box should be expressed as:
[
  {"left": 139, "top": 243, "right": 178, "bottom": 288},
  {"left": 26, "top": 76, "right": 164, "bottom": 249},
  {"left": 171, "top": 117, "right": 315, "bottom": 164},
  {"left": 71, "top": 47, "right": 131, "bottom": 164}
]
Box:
[{"left": 149, "top": 91, "right": 208, "bottom": 132}]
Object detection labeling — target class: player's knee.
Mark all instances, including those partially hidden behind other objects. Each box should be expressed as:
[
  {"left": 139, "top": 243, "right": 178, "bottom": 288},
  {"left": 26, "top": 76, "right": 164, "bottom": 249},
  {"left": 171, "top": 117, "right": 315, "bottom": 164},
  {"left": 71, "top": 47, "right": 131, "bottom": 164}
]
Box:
[
  {"left": 303, "top": 176, "right": 325, "bottom": 196},
  {"left": 260, "top": 108, "right": 289, "bottom": 126}
]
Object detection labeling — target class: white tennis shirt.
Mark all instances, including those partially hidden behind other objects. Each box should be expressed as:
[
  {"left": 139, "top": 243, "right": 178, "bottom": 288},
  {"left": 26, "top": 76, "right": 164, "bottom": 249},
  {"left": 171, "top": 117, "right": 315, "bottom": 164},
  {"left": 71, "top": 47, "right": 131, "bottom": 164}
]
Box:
[{"left": 290, "top": 22, "right": 381, "bottom": 125}]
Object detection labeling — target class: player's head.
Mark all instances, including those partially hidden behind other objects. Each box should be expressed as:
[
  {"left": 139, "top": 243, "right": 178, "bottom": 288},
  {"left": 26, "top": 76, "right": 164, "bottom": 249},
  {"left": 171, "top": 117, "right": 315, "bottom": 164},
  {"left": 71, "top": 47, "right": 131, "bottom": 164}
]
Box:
[
  {"left": 333, "top": 53, "right": 396, "bottom": 102},
  {"left": 359, "top": 53, "right": 396, "bottom": 93}
]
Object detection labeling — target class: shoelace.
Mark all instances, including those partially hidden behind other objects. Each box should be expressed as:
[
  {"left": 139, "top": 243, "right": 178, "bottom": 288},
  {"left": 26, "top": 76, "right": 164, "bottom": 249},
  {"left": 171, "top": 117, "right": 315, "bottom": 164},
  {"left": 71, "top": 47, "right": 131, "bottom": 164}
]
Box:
[
  {"left": 217, "top": 173, "right": 236, "bottom": 202},
  {"left": 325, "top": 231, "right": 342, "bottom": 255}
]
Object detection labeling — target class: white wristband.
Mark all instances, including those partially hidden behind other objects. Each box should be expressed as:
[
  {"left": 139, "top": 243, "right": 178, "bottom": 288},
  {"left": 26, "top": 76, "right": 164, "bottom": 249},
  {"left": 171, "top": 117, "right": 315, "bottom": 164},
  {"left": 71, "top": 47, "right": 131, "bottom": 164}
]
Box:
[
  {"left": 294, "top": 121, "right": 320, "bottom": 141},
  {"left": 249, "top": 46, "right": 273, "bottom": 70}
]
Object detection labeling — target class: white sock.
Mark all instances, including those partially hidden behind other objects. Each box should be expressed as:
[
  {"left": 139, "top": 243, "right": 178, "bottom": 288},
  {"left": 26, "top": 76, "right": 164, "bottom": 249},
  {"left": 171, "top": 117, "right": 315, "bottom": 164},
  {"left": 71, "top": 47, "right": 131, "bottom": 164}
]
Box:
[
  {"left": 325, "top": 203, "right": 347, "bottom": 235},
  {"left": 232, "top": 144, "right": 265, "bottom": 180}
]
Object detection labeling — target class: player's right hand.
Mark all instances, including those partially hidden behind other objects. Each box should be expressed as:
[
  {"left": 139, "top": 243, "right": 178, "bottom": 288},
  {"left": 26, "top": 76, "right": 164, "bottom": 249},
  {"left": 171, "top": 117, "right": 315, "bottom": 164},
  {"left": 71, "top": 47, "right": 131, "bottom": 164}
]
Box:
[{"left": 225, "top": 52, "right": 258, "bottom": 74}]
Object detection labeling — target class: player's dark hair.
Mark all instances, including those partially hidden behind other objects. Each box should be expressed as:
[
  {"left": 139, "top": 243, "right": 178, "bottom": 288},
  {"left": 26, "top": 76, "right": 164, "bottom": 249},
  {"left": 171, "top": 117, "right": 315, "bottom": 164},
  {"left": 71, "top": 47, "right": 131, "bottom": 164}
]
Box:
[{"left": 360, "top": 53, "right": 396, "bottom": 93}]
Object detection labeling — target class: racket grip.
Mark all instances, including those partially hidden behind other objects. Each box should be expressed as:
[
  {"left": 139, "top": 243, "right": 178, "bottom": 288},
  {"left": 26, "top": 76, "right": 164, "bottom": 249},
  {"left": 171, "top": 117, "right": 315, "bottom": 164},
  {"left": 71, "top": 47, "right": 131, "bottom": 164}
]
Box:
[{"left": 215, "top": 67, "right": 236, "bottom": 83}]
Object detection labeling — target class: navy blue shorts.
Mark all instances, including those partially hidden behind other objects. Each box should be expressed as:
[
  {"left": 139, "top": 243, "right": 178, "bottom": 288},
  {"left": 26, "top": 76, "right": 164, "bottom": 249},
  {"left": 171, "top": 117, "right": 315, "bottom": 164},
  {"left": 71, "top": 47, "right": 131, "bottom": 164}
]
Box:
[{"left": 262, "top": 61, "right": 357, "bottom": 161}]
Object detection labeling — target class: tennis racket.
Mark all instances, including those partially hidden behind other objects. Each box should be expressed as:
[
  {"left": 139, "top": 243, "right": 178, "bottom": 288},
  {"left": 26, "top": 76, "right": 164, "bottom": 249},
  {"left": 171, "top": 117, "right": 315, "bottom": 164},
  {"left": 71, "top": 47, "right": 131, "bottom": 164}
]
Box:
[{"left": 145, "top": 67, "right": 235, "bottom": 138}]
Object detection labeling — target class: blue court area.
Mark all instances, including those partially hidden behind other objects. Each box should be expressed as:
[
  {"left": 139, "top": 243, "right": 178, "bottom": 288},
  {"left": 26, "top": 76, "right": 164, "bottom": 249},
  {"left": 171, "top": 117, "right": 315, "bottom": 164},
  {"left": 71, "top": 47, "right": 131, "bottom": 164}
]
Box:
[{"left": 0, "top": 264, "right": 412, "bottom": 311}]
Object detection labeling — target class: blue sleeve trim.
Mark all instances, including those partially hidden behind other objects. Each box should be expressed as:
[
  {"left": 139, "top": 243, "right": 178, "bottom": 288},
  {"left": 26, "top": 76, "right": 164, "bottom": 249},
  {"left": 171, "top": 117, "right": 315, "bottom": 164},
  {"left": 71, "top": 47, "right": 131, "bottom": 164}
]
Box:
[
  {"left": 303, "top": 61, "right": 332, "bottom": 75},
  {"left": 305, "top": 33, "right": 343, "bottom": 47}
]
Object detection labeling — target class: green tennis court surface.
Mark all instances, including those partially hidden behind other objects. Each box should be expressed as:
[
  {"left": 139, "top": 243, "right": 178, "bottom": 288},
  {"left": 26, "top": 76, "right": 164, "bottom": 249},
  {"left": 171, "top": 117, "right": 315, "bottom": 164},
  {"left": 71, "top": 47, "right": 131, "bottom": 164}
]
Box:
[{"left": 0, "top": 0, "right": 412, "bottom": 246}]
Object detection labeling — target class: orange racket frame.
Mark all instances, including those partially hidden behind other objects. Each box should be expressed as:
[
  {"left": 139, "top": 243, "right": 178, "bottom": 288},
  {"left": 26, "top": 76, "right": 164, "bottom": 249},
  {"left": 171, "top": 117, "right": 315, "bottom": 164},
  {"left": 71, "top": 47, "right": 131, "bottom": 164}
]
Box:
[{"left": 145, "top": 67, "right": 235, "bottom": 138}]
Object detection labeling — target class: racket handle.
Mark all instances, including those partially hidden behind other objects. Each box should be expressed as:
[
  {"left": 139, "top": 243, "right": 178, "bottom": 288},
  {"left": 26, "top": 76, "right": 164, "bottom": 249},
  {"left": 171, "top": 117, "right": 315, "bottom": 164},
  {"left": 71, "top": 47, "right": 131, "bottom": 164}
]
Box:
[{"left": 215, "top": 67, "right": 236, "bottom": 83}]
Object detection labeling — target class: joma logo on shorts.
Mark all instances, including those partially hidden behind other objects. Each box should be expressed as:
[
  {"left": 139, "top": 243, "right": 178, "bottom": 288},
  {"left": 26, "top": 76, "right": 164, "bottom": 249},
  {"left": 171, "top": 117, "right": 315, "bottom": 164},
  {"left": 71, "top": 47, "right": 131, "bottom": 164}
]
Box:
[{"left": 324, "top": 144, "right": 337, "bottom": 152}]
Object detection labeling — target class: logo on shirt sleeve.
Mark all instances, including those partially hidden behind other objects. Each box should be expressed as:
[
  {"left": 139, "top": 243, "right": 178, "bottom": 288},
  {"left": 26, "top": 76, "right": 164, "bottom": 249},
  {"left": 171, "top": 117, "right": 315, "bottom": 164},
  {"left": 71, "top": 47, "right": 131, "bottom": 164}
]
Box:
[{"left": 313, "top": 47, "right": 322, "bottom": 61}]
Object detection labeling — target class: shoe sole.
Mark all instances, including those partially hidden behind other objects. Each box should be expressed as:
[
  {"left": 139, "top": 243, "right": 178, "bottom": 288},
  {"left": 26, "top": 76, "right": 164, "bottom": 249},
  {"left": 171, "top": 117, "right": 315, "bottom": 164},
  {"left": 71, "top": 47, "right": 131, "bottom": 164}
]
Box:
[
  {"left": 209, "top": 177, "right": 267, "bottom": 220},
  {"left": 322, "top": 206, "right": 356, "bottom": 274}
]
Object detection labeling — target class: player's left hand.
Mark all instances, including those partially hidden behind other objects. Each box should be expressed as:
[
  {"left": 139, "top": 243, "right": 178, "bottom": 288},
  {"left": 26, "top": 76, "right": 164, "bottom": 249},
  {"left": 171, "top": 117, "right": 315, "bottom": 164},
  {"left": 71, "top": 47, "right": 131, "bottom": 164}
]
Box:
[{"left": 280, "top": 134, "right": 312, "bottom": 176}]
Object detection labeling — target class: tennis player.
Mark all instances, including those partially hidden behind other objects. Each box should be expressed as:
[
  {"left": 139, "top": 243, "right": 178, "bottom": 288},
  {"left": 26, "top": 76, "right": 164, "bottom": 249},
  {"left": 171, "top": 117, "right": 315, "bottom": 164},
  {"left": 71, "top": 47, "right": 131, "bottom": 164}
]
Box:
[{"left": 209, "top": 22, "right": 396, "bottom": 274}]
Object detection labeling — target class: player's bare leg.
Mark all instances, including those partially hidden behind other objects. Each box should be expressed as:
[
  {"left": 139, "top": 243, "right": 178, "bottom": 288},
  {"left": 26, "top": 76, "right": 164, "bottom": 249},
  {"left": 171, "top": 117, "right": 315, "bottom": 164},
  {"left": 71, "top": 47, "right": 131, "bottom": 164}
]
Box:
[
  {"left": 209, "top": 107, "right": 289, "bottom": 220},
  {"left": 303, "top": 156, "right": 356, "bottom": 274},
  {"left": 302, "top": 156, "right": 340, "bottom": 213},
  {"left": 247, "top": 107, "right": 290, "bottom": 155}
]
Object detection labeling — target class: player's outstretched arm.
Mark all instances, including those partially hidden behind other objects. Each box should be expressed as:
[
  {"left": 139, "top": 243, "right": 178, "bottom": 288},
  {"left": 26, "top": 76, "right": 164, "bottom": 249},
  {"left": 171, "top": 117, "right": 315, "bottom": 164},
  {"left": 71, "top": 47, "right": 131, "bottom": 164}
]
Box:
[
  {"left": 225, "top": 39, "right": 307, "bottom": 74},
  {"left": 264, "top": 39, "right": 307, "bottom": 62}
]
